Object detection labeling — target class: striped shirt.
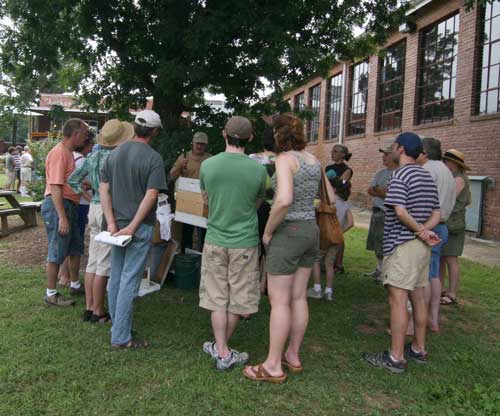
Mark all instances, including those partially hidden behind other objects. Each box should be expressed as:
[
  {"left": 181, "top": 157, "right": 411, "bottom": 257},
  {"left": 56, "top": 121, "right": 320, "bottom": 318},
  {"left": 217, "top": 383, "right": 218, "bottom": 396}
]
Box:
[
  {"left": 12, "top": 153, "right": 21, "bottom": 171},
  {"left": 383, "top": 163, "right": 439, "bottom": 256}
]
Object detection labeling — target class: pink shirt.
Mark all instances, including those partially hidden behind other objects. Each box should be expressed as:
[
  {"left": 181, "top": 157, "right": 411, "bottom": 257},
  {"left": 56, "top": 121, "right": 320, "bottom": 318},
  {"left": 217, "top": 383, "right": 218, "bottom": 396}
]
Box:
[{"left": 44, "top": 142, "right": 80, "bottom": 204}]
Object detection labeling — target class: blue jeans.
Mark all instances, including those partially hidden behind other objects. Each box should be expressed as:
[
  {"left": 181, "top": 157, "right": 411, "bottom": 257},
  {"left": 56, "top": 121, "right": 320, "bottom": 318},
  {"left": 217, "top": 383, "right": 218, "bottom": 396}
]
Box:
[
  {"left": 108, "top": 223, "right": 153, "bottom": 345},
  {"left": 429, "top": 223, "right": 449, "bottom": 279}
]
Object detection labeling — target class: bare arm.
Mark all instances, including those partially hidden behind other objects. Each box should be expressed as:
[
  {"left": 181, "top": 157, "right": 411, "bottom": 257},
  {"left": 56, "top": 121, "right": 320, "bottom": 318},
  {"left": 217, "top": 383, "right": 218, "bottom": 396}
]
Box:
[
  {"left": 263, "top": 155, "right": 294, "bottom": 241},
  {"left": 394, "top": 205, "right": 441, "bottom": 243},
  {"left": 115, "top": 189, "right": 159, "bottom": 236},
  {"left": 340, "top": 169, "right": 352, "bottom": 182},
  {"left": 455, "top": 176, "right": 465, "bottom": 195},
  {"left": 99, "top": 182, "right": 117, "bottom": 234},
  {"left": 50, "top": 185, "right": 69, "bottom": 235},
  {"left": 343, "top": 209, "right": 354, "bottom": 233}
]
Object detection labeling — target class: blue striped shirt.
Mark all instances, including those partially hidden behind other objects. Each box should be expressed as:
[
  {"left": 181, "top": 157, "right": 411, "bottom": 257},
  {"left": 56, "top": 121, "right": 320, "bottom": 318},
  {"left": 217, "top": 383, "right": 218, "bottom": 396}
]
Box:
[{"left": 383, "top": 163, "right": 439, "bottom": 256}]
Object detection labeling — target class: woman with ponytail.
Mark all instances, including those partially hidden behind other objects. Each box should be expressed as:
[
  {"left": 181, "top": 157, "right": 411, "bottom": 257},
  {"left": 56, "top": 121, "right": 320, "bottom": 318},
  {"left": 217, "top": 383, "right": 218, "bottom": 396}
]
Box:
[{"left": 326, "top": 144, "right": 353, "bottom": 182}]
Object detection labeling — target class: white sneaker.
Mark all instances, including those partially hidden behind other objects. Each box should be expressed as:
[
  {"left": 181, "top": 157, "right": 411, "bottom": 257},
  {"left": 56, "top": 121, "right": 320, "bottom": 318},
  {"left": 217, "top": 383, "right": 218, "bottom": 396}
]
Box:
[
  {"left": 307, "top": 287, "right": 322, "bottom": 299},
  {"left": 216, "top": 349, "right": 249, "bottom": 371},
  {"left": 323, "top": 290, "right": 334, "bottom": 301},
  {"left": 202, "top": 341, "right": 218, "bottom": 360}
]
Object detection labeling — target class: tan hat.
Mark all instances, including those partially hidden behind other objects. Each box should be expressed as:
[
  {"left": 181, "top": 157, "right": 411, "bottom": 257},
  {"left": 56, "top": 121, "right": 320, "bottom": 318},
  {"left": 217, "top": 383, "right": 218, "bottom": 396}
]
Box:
[
  {"left": 97, "top": 119, "right": 135, "bottom": 148},
  {"left": 193, "top": 131, "right": 208, "bottom": 144},
  {"left": 379, "top": 144, "right": 393, "bottom": 154},
  {"left": 224, "top": 116, "right": 253, "bottom": 139},
  {"left": 443, "top": 149, "right": 470, "bottom": 171}
]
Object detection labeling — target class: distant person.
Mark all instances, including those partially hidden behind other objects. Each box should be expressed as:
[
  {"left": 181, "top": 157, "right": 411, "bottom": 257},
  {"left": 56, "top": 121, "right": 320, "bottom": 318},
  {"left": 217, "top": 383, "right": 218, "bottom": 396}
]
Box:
[
  {"left": 69, "top": 119, "right": 134, "bottom": 323},
  {"left": 20, "top": 146, "right": 34, "bottom": 196},
  {"left": 4, "top": 147, "right": 16, "bottom": 189},
  {"left": 365, "top": 145, "right": 399, "bottom": 283},
  {"left": 170, "top": 131, "right": 212, "bottom": 252},
  {"left": 309, "top": 177, "right": 353, "bottom": 301},
  {"left": 13, "top": 146, "right": 22, "bottom": 192},
  {"left": 41, "top": 118, "right": 88, "bottom": 306},
  {"left": 363, "top": 133, "right": 440, "bottom": 374},
  {"left": 440, "top": 150, "right": 471, "bottom": 306},
  {"left": 100, "top": 110, "right": 166, "bottom": 349},
  {"left": 325, "top": 143, "right": 353, "bottom": 273},
  {"left": 199, "top": 116, "right": 267, "bottom": 371},
  {"left": 244, "top": 113, "right": 322, "bottom": 384}
]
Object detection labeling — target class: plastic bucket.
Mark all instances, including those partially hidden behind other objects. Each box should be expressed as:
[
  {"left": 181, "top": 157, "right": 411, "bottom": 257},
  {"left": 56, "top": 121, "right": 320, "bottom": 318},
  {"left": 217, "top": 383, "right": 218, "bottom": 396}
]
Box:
[{"left": 174, "top": 253, "right": 201, "bottom": 290}]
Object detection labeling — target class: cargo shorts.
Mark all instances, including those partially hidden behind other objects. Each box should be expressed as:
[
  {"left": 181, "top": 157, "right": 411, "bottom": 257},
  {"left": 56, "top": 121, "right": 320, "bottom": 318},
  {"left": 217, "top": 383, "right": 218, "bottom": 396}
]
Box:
[{"left": 199, "top": 243, "right": 260, "bottom": 315}]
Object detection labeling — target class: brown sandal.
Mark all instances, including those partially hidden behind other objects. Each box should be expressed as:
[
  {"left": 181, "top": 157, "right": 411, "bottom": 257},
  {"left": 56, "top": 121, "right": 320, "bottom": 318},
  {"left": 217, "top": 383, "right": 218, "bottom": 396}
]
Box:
[
  {"left": 243, "top": 364, "right": 287, "bottom": 384},
  {"left": 282, "top": 354, "right": 303, "bottom": 373},
  {"left": 111, "top": 338, "right": 149, "bottom": 350}
]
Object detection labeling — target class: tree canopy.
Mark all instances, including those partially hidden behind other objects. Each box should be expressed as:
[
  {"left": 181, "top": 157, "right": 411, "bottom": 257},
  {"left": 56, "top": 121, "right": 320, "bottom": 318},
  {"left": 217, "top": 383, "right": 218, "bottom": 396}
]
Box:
[{"left": 0, "top": 0, "right": 412, "bottom": 126}]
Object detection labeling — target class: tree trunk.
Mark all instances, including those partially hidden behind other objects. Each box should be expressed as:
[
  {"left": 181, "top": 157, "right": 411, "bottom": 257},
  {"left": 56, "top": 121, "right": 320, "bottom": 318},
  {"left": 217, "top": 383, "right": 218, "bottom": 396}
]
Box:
[
  {"left": 12, "top": 117, "right": 17, "bottom": 145},
  {"left": 153, "top": 92, "right": 185, "bottom": 130}
]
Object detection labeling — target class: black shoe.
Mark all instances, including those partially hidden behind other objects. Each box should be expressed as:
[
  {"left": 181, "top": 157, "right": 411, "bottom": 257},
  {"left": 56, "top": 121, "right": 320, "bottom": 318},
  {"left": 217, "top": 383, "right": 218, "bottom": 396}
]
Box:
[
  {"left": 404, "top": 343, "right": 428, "bottom": 364},
  {"left": 69, "top": 284, "right": 85, "bottom": 295},
  {"left": 82, "top": 309, "right": 93, "bottom": 322},
  {"left": 90, "top": 312, "right": 111, "bottom": 324},
  {"left": 363, "top": 351, "right": 407, "bottom": 374}
]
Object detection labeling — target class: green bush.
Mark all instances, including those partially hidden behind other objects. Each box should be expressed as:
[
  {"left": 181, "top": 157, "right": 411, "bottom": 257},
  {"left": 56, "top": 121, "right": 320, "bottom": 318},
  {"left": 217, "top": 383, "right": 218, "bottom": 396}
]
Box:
[{"left": 29, "top": 137, "right": 60, "bottom": 201}]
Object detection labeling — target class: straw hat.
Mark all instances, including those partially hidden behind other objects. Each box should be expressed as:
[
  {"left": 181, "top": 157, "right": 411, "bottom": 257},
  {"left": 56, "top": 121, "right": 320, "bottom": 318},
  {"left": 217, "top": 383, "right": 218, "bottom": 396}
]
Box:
[
  {"left": 97, "top": 119, "right": 135, "bottom": 147},
  {"left": 442, "top": 149, "right": 470, "bottom": 171}
]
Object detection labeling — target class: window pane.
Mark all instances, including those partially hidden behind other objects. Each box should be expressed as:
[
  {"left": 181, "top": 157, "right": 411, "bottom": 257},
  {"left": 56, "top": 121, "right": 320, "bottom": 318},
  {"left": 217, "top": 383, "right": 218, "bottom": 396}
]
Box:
[
  {"left": 418, "top": 14, "right": 458, "bottom": 123},
  {"left": 348, "top": 61, "right": 369, "bottom": 135},
  {"left": 325, "top": 73, "right": 343, "bottom": 140},
  {"left": 487, "top": 89, "right": 498, "bottom": 113},
  {"left": 489, "top": 64, "right": 500, "bottom": 89}
]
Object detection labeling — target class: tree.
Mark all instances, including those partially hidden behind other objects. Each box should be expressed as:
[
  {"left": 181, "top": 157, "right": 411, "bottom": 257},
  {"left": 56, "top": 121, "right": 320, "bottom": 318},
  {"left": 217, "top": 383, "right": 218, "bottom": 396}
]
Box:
[{"left": 1, "top": 0, "right": 411, "bottom": 127}]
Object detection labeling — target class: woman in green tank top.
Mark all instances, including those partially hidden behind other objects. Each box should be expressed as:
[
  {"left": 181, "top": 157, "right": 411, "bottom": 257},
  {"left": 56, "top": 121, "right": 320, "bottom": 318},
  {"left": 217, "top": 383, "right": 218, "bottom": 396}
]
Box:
[{"left": 440, "top": 150, "right": 471, "bottom": 306}]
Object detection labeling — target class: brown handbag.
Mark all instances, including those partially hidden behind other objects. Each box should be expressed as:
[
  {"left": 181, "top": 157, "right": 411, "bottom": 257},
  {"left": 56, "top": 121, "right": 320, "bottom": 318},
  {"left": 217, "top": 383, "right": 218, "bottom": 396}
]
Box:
[{"left": 317, "top": 171, "right": 344, "bottom": 250}]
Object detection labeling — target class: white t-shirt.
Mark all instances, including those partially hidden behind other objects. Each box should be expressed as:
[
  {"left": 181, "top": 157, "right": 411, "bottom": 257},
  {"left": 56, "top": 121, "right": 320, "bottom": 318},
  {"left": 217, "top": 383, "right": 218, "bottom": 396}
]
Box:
[
  {"left": 423, "top": 160, "right": 456, "bottom": 221},
  {"left": 20, "top": 152, "right": 33, "bottom": 168},
  {"left": 335, "top": 198, "right": 351, "bottom": 229}
]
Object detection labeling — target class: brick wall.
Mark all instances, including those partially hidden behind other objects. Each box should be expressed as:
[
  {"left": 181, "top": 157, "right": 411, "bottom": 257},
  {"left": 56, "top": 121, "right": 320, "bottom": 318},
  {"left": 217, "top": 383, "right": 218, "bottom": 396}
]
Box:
[{"left": 284, "top": 0, "right": 500, "bottom": 240}]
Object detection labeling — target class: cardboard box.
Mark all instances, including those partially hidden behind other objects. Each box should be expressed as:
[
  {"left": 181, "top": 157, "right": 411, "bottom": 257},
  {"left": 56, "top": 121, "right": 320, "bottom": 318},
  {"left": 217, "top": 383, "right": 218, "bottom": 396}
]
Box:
[{"left": 174, "top": 178, "right": 208, "bottom": 228}]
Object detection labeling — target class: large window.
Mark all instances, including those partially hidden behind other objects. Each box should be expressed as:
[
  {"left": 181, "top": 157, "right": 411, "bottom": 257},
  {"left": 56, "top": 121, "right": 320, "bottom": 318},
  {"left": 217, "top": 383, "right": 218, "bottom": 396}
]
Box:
[
  {"left": 348, "top": 61, "right": 369, "bottom": 136},
  {"left": 478, "top": 2, "right": 500, "bottom": 114},
  {"left": 378, "top": 41, "right": 406, "bottom": 131},
  {"left": 417, "top": 14, "right": 459, "bottom": 124},
  {"left": 325, "top": 73, "right": 343, "bottom": 140},
  {"left": 294, "top": 92, "right": 305, "bottom": 112},
  {"left": 306, "top": 84, "right": 321, "bottom": 142}
]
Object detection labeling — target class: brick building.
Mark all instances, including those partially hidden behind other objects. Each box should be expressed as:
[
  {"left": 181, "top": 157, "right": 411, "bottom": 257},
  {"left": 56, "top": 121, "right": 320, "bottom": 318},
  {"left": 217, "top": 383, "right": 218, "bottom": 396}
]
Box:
[{"left": 284, "top": 0, "right": 500, "bottom": 240}]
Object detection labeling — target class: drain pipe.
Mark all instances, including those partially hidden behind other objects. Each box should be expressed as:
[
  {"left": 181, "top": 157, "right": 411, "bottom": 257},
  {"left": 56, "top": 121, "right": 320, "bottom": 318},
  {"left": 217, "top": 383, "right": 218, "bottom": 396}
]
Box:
[{"left": 338, "top": 62, "right": 348, "bottom": 144}]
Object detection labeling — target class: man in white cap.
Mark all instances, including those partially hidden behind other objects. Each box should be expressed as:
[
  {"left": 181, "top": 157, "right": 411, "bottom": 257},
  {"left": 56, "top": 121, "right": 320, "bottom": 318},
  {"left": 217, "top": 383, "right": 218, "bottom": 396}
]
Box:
[
  {"left": 170, "top": 131, "right": 212, "bottom": 251},
  {"left": 100, "top": 109, "right": 167, "bottom": 349},
  {"left": 199, "top": 116, "right": 267, "bottom": 371}
]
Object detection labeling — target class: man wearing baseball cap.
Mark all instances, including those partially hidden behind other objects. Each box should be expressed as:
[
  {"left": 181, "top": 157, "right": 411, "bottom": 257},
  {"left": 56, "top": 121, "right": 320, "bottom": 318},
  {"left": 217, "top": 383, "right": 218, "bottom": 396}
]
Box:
[
  {"left": 363, "top": 132, "right": 441, "bottom": 374},
  {"left": 100, "top": 109, "right": 167, "bottom": 349},
  {"left": 170, "top": 131, "right": 212, "bottom": 251},
  {"left": 365, "top": 144, "right": 399, "bottom": 283},
  {"left": 199, "top": 116, "right": 267, "bottom": 371}
]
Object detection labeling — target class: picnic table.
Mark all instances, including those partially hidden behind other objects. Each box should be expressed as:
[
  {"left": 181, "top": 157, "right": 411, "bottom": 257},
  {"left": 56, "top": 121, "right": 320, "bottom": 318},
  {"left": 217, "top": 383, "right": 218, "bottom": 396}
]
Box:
[{"left": 0, "top": 190, "right": 41, "bottom": 236}]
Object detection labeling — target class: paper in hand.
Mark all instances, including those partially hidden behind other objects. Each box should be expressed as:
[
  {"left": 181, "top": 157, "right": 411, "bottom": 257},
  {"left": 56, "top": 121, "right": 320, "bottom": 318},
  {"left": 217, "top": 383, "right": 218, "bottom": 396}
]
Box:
[{"left": 95, "top": 231, "right": 132, "bottom": 247}]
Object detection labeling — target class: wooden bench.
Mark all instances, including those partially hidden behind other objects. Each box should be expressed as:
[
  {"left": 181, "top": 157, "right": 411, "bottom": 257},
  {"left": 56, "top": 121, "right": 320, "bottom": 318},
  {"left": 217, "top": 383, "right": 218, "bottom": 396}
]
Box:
[
  {"left": 19, "top": 202, "right": 42, "bottom": 227},
  {"left": 0, "top": 208, "right": 22, "bottom": 236}
]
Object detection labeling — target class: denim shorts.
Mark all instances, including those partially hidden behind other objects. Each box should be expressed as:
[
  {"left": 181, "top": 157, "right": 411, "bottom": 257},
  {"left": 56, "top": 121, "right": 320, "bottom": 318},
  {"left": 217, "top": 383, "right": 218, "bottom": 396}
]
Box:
[
  {"left": 429, "top": 223, "right": 449, "bottom": 279},
  {"left": 41, "top": 196, "right": 84, "bottom": 264}
]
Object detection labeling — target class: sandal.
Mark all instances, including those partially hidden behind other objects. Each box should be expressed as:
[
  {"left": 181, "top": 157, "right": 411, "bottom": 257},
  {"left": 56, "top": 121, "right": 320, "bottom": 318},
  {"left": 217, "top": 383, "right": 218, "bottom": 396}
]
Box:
[
  {"left": 243, "top": 364, "right": 287, "bottom": 384},
  {"left": 441, "top": 295, "right": 458, "bottom": 306},
  {"left": 282, "top": 354, "right": 303, "bottom": 373},
  {"left": 111, "top": 338, "right": 149, "bottom": 350},
  {"left": 91, "top": 312, "right": 111, "bottom": 324}
]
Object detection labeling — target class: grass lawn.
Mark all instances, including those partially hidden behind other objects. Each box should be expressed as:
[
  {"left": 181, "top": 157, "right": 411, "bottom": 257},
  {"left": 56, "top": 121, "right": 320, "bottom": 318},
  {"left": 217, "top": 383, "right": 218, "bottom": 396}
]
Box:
[{"left": 0, "top": 228, "right": 499, "bottom": 415}]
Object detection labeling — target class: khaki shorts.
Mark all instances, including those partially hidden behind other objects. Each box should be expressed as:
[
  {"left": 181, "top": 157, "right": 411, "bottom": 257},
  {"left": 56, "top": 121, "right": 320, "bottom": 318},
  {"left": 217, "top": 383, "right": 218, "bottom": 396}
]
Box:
[
  {"left": 266, "top": 220, "right": 319, "bottom": 275},
  {"left": 85, "top": 203, "right": 111, "bottom": 276},
  {"left": 199, "top": 243, "right": 260, "bottom": 315},
  {"left": 383, "top": 238, "right": 430, "bottom": 291}
]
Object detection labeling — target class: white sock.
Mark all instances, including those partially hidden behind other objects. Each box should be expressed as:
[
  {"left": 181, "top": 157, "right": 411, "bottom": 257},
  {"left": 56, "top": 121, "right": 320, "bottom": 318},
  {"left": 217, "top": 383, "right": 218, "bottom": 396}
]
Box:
[
  {"left": 70, "top": 281, "right": 81, "bottom": 289},
  {"left": 46, "top": 288, "right": 57, "bottom": 297},
  {"left": 313, "top": 284, "right": 322, "bottom": 292},
  {"left": 324, "top": 287, "right": 333, "bottom": 294}
]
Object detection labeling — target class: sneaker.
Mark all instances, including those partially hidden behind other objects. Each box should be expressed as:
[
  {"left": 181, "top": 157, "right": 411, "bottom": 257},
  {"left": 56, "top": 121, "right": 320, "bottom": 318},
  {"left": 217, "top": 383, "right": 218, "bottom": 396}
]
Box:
[
  {"left": 363, "top": 351, "right": 407, "bottom": 374},
  {"left": 364, "top": 270, "right": 380, "bottom": 278},
  {"left": 404, "top": 343, "right": 428, "bottom": 364},
  {"left": 216, "top": 349, "right": 249, "bottom": 371},
  {"left": 69, "top": 284, "right": 85, "bottom": 295},
  {"left": 44, "top": 293, "right": 76, "bottom": 307},
  {"left": 323, "top": 290, "right": 334, "bottom": 301},
  {"left": 307, "top": 287, "right": 322, "bottom": 299},
  {"left": 202, "top": 341, "right": 218, "bottom": 360}
]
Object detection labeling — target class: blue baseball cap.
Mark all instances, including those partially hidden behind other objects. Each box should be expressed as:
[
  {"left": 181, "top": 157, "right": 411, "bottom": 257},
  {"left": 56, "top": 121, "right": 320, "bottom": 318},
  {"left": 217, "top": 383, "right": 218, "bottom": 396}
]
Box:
[{"left": 395, "top": 132, "right": 423, "bottom": 158}]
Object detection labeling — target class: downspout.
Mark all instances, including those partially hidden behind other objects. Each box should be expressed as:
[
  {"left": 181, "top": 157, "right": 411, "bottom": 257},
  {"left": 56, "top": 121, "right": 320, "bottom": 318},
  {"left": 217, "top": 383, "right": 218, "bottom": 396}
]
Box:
[{"left": 338, "top": 62, "right": 348, "bottom": 144}]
